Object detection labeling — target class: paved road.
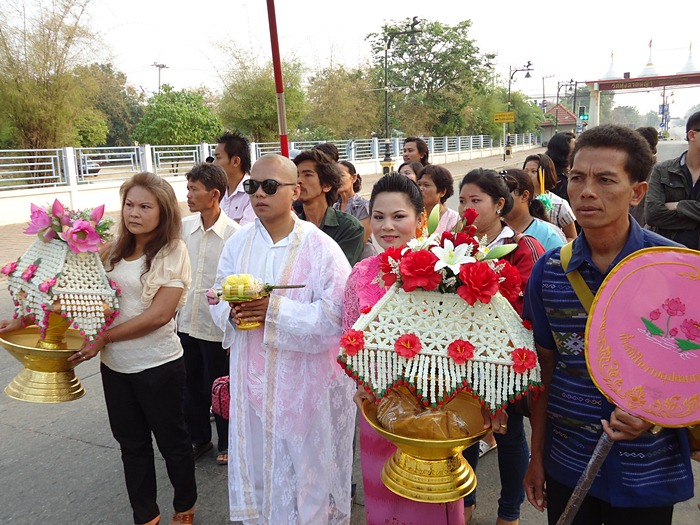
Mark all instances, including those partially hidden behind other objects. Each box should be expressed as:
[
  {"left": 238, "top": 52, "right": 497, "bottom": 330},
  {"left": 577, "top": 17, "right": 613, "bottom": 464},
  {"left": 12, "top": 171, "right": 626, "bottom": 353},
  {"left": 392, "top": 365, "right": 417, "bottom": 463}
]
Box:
[{"left": 0, "top": 144, "right": 698, "bottom": 524}]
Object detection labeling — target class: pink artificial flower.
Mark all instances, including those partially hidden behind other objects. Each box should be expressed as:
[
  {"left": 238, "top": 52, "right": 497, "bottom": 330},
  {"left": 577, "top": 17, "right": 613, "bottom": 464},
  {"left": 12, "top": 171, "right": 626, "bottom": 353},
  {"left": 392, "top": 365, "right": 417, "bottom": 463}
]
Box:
[
  {"left": 108, "top": 279, "right": 121, "bottom": 296},
  {"left": 340, "top": 329, "right": 365, "bottom": 357},
  {"left": 680, "top": 319, "right": 700, "bottom": 342},
  {"left": 205, "top": 288, "right": 220, "bottom": 305},
  {"left": 512, "top": 347, "right": 538, "bottom": 374},
  {"left": 1, "top": 261, "right": 18, "bottom": 275},
  {"left": 24, "top": 203, "right": 52, "bottom": 235},
  {"left": 59, "top": 219, "right": 102, "bottom": 253},
  {"left": 649, "top": 309, "right": 661, "bottom": 321},
  {"left": 394, "top": 333, "right": 422, "bottom": 359},
  {"left": 662, "top": 297, "right": 685, "bottom": 317},
  {"left": 52, "top": 199, "right": 71, "bottom": 226},
  {"left": 447, "top": 339, "right": 475, "bottom": 364},
  {"left": 39, "top": 277, "right": 57, "bottom": 293},
  {"left": 89, "top": 204, "right": 105, "bottom": 223},
  {"left": 21, "top": 264, "right": 38, "bottom": 281}
]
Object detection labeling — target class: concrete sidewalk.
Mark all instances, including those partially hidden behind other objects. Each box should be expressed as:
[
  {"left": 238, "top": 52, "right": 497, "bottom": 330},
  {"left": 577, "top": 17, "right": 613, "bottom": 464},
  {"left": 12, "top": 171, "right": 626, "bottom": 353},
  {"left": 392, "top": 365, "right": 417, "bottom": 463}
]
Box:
[{"left": 1, "top": 149, "right": 698, "bottom": 524}]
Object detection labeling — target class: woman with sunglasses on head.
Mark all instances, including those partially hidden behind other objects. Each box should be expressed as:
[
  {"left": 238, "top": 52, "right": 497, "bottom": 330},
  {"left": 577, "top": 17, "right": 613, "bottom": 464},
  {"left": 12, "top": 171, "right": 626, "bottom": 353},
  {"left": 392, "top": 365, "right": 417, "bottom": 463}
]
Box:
[
  {"left": 523, "top": 153, "right": 577, "bottom": 242},
  {"left": 334, "top": 160, "right": 377, "bottom": 261},
  {"left": 345, "top": 174, "right": 466, "bottom": 525},
  {"left": 458, "top": 168, "right": 545, "bottom": 525},
  {"left": 503, "top": 169, "right": 566, "bottom": 252}
]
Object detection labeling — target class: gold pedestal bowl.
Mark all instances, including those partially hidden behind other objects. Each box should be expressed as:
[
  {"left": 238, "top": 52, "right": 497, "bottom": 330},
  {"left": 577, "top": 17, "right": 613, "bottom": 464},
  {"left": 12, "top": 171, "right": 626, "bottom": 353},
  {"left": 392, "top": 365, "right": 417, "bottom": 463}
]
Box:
[
  {"left": 0, "top": 315, "right": 85, "bottom": 403},
  {"left": 362, "top": 391, "right": 488, "bottom": 503}
]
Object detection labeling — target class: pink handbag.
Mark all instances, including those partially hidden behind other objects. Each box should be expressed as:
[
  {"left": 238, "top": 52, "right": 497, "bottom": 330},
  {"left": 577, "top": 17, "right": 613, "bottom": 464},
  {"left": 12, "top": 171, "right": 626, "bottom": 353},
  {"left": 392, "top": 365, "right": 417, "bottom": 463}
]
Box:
[{"left": 211, "top": 376, "right": 230, "bottom": 420}]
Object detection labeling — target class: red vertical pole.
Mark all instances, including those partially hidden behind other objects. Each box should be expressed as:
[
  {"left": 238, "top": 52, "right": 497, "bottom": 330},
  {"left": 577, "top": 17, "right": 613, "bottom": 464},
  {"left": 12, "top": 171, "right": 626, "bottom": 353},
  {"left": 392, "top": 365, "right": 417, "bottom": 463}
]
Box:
[{"left": 266, "top": 0, "right": 289, "bottom": 157}]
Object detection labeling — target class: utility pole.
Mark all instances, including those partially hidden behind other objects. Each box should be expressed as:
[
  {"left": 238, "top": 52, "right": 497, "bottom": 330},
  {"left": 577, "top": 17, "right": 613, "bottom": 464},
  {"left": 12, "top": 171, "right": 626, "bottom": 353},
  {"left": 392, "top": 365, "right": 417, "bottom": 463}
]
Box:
[
  {"left": 152, "top": 62, "right": 168, "bottom": 93},
  {"left": 542, "top": 74, "right": 554, "bottom": 113}
]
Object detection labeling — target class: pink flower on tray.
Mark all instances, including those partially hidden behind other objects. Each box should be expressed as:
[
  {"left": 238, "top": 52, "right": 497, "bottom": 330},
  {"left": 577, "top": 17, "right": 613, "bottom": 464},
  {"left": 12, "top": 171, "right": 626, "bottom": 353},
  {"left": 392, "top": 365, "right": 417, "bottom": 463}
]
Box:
[
  {"left": 1, "top": 261, "right": 18, "bottom": 275},
  {"left": 59, "top": 219, "right": 102, "bottom": 253},
  {"left": 341, "top": 329, "right": 365, "bottom": 357},
  {"left": 394, "top": 333, "right": 422, "bottom": 359},
  {"left": 39, "top": 277, "right": 57, "bottom": 293},
  {"left": 512, "top": 347, "right": 537, "bottom": 374},
  {"left": 662, "top": 297, "right": 685, "bottom": 317},
  {"left": 649, "top": 309, "right": 661, "bottom": 321},
  {"left": 108, "top": 279, "right": 121, "bottom": 296},
  {"left": 447, "top": 339, "right": 475, "bottom": 364},
  {"left": 21, "top": 264, "right": 38, "bottom": 281},
  {"left": 398, "top": 250, "right": 441, "bottom": 292},
  {"left": 457, "top": 261, "right": 499, "bottom": 305},
  {"left": 680, "top": 319, "right": 700, "bottom": 342}
]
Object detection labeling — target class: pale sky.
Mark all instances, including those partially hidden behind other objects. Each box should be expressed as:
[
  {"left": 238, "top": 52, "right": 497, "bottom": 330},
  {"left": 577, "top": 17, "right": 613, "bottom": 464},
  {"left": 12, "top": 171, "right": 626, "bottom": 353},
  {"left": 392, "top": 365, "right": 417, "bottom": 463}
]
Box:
[{"left": 89, "top": 0, "right": 699, "bottom": 121}]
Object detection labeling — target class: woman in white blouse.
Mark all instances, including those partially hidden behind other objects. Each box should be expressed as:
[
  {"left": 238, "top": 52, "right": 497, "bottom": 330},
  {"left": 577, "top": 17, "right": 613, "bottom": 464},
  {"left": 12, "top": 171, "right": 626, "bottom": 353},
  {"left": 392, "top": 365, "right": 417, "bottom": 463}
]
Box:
[{"left": 72, "top": 172, "right": 196, "bottom": 525}]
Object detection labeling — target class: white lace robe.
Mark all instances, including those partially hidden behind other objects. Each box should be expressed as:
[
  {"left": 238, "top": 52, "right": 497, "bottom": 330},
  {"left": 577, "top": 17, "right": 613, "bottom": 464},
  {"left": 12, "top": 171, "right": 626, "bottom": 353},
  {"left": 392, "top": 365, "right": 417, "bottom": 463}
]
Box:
[{"left": 210, "top": 217, "right": 355, "bottom": 525}]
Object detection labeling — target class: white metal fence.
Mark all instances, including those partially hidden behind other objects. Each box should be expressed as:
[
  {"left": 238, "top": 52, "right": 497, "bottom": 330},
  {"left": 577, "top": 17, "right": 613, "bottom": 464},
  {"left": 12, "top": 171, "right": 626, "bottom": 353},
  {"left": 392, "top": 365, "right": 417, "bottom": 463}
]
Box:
[{"left": 0, "top": 133, "right": 540, "bottom": 191}]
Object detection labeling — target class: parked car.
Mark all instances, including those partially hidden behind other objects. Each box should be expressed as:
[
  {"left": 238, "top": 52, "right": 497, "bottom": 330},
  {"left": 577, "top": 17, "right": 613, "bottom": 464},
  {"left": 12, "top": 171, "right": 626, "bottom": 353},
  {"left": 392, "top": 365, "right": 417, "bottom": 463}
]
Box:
[{"left": 81, "top": 159, "right": 101, "bottom": 176}]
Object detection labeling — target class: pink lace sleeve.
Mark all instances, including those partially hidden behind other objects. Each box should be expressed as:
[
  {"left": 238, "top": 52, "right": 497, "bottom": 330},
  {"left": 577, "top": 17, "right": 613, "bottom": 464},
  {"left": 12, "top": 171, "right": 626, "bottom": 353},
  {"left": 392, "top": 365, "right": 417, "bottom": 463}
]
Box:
[{"left": 343, "top": 256, "right": 386, "bottom": 331}]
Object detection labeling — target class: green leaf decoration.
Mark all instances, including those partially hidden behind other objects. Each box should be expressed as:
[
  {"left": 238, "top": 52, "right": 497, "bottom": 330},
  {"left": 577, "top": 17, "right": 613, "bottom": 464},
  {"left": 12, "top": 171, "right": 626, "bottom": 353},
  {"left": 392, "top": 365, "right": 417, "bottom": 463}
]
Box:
[
  {"left": 427, "top": 204, "right": 441, "bottom": 236},
  {"left": 482, "top": 244, "right": 518, "bottom": 260},
  {"left": 641, "top": 317, "right": 665, "bottom": 336},
  {"left": 676, "top": 338, "right": 700, "bottom": 352}
]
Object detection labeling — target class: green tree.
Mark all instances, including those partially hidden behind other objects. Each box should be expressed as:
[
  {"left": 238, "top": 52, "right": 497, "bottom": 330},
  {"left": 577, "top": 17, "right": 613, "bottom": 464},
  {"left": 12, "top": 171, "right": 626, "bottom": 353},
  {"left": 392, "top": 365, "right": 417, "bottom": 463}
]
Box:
[
  {"left": 610, "top": 105, "right": 642, "bottom": 128},
  {"left": 367, "top": 19, "right": 495, "bottom": 136},
  {"left": 218, "top": 51, "right": 305, "bottom": 143},
  {"left": 73, "top": 108, "right": 109, "bottom": 146},
  {"left": 0, "top": 0, "right": 96, "bottom": 148},
  {"left": 303, "top": 65, "right": 379, "bottom": 139},
  {"left": 132, "top": 85, "right": 221, "bottom": 145},
  {"left": 74, "top": 63, "right": 145, "bottom": 146}
]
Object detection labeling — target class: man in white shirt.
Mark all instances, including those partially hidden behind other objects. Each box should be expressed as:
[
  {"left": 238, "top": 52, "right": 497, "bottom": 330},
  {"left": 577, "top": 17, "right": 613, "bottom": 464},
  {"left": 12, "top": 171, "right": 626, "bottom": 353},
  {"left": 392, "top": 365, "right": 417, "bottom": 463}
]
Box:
[
  {"left": 210, "top": 154, "right": 356, "bottom": 525},
  {"left": 177, "top": 163, "right": 240, "bottom": 465},
  {"left": 213, "top": 130, "right": 257, "bottom": 225}
]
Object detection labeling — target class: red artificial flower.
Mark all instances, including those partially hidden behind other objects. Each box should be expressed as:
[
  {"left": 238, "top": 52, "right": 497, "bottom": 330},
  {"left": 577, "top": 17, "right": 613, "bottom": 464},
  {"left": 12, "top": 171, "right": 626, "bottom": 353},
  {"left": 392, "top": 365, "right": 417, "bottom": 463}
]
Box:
[
  {"left": 394, "top": 333, "right": 422, "bottom": 359},
  {"left": 440, "top": 231, "right": 455, "bottom": 246},
  {"left": 340, "top": 329, "right": 365, "bottom": 356},
  {"left": 360, "top": 305, "right": 372, "bottom": 315},
  {"left": 398, "top": 250, "right": 442, "bottom": 292},
  {"left": 498, "top": 260, "right": 522, "bottom": 304},
  {"left": 453, "top": 231, "right": 480, "bottom": 252},
  {"left": 457, "top": 261, "right": 499, "bottom": 305},
  {"left": 447, "top": 339, "right": 475, "bottom": 364},
  {"left": 379, "top": 245, "right": 404, "bottom": 286},
  {"left": 662, "top": 297, "right": 685, "bottom": 317},
  {"left": 522, "top": 319, "right": 533, "bottom": 331},
  {"left": 462, "top": 208, "right": 478, "bottom": 226},
  {"left": 512, "top": 347, "right": 538, "bottom": 374}
]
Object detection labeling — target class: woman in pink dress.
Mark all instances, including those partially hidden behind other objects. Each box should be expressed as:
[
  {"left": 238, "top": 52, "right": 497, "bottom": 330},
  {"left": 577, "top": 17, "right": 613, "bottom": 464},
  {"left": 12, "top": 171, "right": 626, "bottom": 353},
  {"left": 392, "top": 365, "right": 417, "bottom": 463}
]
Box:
[{"left": 343, "top": 173, "right": 466, "bottom": 525}]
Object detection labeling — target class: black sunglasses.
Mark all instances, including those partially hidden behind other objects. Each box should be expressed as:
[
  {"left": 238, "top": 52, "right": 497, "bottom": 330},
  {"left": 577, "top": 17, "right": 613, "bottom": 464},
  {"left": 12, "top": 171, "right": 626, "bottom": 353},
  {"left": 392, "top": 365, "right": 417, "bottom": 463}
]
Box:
[{"left": 243, "top": 178, "right": 297, "bottom": 196}]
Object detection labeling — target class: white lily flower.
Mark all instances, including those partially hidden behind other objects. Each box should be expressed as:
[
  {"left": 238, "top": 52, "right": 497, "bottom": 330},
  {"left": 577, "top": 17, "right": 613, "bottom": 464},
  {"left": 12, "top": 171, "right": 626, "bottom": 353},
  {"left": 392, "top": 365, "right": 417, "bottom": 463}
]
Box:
[
  {"left": 432, "top": 239, "right": 476, "bottom": 274},
  {"left": 405, "top": 233, "right": 440, "bottom": 253}
]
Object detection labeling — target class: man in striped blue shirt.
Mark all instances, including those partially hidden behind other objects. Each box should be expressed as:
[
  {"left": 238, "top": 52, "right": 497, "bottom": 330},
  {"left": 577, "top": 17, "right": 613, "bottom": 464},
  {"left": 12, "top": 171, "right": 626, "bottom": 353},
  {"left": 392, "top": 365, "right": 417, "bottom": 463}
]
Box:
[{"left": 523, "top": 125, "right": 694, "bottom": 525}]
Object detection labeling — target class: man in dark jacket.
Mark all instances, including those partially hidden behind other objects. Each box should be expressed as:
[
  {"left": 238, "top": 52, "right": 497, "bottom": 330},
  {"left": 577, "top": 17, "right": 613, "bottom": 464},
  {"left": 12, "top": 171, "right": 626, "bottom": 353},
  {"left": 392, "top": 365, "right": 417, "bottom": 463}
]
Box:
[{"left": 645, "top": 111, "right": 700, "bottom": 248}]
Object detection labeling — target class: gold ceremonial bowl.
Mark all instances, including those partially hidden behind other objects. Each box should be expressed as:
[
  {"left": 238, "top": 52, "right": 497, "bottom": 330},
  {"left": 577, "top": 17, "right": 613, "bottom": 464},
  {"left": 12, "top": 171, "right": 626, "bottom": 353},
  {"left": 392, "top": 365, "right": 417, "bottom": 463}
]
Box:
[
  {"left": 0, "top": 322, "right": 85, "bottom": 403},
  {"left": 362, "top": 391, "right": 488, "bottom": 503}
]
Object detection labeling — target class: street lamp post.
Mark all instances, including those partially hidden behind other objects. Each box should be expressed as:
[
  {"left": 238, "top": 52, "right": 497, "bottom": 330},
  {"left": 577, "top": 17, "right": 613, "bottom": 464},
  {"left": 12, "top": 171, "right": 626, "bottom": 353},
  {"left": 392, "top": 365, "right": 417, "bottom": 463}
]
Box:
[
  {"left": 555, "top": 79, "right": 575, "bottom": 132},
  {"left": 505, "top": 61, "right": 532, "bottom": 159},
  {"left": 381, "top": 17, "right": 421, "bottom": 175}
]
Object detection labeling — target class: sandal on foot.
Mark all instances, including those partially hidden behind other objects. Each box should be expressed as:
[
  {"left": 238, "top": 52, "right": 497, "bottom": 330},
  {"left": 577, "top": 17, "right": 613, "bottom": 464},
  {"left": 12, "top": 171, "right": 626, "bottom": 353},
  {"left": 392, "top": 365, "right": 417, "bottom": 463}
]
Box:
[
  {"left": 169, "top": 509, "right": 194, "bottom": 525},
  {"left": 478, "top": 439, "right": 497, "bottom": 458},
  {"left": 216, "top": 451, "right": 228, "bottom": 465}
]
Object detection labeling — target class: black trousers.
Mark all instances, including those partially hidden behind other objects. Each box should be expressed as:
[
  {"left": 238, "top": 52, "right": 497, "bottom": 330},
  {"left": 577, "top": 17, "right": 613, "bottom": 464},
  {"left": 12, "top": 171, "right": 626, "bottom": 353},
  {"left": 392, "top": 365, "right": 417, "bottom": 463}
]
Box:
[
  {"left": 178, "top": 332, "right": 229, "bottom": 452},
  {"left": 101, "top": 358, "right": 197, "bottom": 524},
  {"left": 545, "top": 475, "right": 674, "bottom": 525}
]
